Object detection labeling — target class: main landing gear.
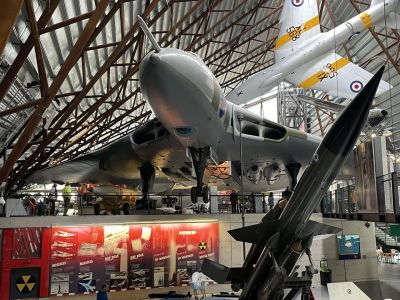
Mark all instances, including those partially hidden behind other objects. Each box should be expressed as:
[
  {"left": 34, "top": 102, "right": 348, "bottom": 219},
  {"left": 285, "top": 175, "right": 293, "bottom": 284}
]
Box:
[
  {"left": 189, "top": 147, "right": 210, "bottom": 204},
  {"left": 136, "top": 163, "right": 156, "bottom": 210},
  {"left": 285, "top": 163, "right": 301, "bottom": 191}
]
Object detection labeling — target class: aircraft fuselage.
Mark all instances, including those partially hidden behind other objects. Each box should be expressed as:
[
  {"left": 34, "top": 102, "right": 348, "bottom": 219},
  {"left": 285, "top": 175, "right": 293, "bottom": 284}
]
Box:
[
  {"left": 139, "top": 48, "right": 229, "bottom": 150},
  {"left": 231, "top": 0, "right": 399, "bottom": 100}
]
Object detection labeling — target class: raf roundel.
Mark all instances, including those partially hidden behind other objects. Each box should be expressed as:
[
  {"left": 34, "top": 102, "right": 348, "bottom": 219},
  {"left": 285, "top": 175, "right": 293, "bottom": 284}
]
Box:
[
  {"left": 292, "top": 0, "right": 304, "bottom": 7},
  {"left": 350, "top": 80, "right": 364, "bottom": 93}
]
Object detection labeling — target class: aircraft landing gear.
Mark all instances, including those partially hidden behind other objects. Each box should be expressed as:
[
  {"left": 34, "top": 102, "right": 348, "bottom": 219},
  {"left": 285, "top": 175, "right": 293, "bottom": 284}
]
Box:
[
  {"left": 189, "top": 147, "right": 210, "bottom": 204},
  {"left": 285, "top": 163, "right": 301, "bottom": 191},
  {"left": 137, "top": 163, "right": 155, "bottom": 210}
]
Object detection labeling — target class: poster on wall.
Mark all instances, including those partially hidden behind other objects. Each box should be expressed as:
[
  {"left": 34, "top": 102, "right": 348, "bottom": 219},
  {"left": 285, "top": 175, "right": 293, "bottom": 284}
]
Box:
[
  {"left": 49, "top": 222, "right": 218, "bottom": 294},
  {"left": 128, "top": 225, "right": 153, "bottom": 288},
  {"left": 104, "top": 225, "right": 129, "bottom": 290},
  {"left": 50, "top": 227, "right": 105, "bottom": 295},
  {"left": 337, "top": 234, "right": 361, "bottom": 260},
  {"left": 12, "top": 228, "right": 42, "bottom": 259},
  {"left": 176, "top": 223, "right": 219, "bottom": 286},
  {"left": 77, "top": 226, "right": 105, "bottom": 292},
  {"left": 50, "top": 227, "right": 80, "bottom": 295},
  {"left": 353, "top": 141, "right": 378, "bottom": 213},
  {"left": 152, "top": 223, "right": 219, "bottom": 287}
]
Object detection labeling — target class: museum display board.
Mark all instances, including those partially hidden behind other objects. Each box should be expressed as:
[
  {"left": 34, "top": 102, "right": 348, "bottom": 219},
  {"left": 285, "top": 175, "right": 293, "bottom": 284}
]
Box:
[
  {"left": 1, "top": 222, "right": 218, "bottom": 297},
  {"left": 337, "top": 234, "right": 361, "bottom": 260}
]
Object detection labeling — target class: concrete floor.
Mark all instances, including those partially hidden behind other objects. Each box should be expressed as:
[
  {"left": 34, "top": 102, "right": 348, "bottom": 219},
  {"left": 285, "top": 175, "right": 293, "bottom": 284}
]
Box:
[{"left": 305, "top": 260, "right": 400, "bottom": 300}]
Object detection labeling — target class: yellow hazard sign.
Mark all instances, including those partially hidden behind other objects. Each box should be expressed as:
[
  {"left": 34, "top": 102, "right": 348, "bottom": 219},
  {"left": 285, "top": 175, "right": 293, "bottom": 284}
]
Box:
[
  {"left": 199, "top": 241, "right": 207, "bottom": 251},
  {"left": 16, "top": 274, "right": 36, "bottom": 293}
]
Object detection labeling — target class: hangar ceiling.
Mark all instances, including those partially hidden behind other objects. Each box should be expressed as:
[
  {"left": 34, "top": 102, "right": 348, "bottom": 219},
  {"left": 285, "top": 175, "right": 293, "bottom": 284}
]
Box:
[{"left": 0, "top": 0, "right": 399, "bottom": 191}]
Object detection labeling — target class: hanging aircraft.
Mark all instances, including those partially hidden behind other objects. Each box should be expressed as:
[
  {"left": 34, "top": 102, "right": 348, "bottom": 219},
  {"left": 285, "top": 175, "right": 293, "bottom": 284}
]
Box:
[
  {"left": 202, "top": 67, "right": 384, "bottom": 300},
  {"left": 228, "top": 0, "right": 398, "bottom": 105}
]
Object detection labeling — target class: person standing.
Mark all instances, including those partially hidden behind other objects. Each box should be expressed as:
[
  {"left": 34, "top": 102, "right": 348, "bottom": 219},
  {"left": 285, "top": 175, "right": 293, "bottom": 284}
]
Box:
[
  {"left": 62, "top": 183, "right": 72, "bottom": 216},
  {"left": 48, "top": 183, "right": 57, "bottom": 215},
  {"left": 97, "top": 284, "right": 109, "bottom": 300},
  {"left": 230, "top": 190, "right": 238, "bottom": 213},
  {"left": 267, "top": 192, "right": 274, "bottom": 211}
]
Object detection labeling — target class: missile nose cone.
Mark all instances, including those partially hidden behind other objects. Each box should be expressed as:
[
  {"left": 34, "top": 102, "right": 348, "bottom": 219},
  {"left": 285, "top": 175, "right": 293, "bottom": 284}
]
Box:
[
  {"left": 323, "top": 66, "right": 385, "bottom": 155},
  {"left": 382, "top": 110, "right": 388, "bottom": 117}
]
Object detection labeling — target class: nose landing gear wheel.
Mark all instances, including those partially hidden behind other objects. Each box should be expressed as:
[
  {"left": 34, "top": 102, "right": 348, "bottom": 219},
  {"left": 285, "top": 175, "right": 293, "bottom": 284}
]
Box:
[
  {"left": 191, "top": 186, "right": 198, "bottom": 204},
  {"left": 202, "top": 185, "right": 210, "bottom": 203},
  {"left": 190, "top": 185, "right": 210, "bottom": 204}
]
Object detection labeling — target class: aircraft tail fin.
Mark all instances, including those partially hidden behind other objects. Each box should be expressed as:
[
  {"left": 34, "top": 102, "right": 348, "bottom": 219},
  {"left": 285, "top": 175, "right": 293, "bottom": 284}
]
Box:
[
  {"left": 301, "top": 220, "right": 342, "bottom": 237},
  {"left": 137, "top": 16, "right": 161, "bottom": 52},
  {"left": 275, "top": 0, "right": 321, "bottom": 61},
  {"left": 201, "top": 259, "right": 244, "bottom": 284},
  {"left": 228, "top": 220, "right": 280, "bottom": 243}
]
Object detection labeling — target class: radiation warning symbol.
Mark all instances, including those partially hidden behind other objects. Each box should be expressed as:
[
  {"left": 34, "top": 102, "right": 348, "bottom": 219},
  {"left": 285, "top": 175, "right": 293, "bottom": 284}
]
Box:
[
  {"left": 16, "top": 274, "right": 36, "bottom": 294},
  {"left": 199, "top": 241, "right": 207, "bottom": 251}
]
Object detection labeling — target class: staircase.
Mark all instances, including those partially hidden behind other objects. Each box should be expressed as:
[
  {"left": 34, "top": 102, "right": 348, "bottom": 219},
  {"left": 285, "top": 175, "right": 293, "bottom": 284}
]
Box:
[{"left": 375, "top": 226, "right": 400, "bottom": 251}]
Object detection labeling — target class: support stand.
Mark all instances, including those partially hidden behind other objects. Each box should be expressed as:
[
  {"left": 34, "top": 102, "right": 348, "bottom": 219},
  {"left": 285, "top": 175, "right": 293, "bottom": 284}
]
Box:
[{"left": 189, "top": 147, "right": 210, "bottom": 203}]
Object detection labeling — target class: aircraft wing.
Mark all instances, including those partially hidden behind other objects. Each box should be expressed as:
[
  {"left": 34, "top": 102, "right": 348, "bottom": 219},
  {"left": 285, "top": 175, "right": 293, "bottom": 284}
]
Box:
[
  {"left": 26, "top": 119, "right": 190, "bottom": 190},
  {"left": 286, "top": 53, "right": 391, "bottom": 99}
]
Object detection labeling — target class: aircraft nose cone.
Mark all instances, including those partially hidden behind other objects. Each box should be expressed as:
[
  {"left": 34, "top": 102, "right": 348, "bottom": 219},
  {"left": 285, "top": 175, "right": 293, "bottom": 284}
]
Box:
[
  {"left": 150, "top": 53, "right": 161, "bottom": 64},
  {"left": 382, "top": 110, "right": 388, "bottom": 117}
]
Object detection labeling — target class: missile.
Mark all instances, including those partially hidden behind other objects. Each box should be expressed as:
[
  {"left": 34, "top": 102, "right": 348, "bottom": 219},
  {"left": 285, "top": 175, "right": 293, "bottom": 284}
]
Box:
[
  {"left": 228, "top": 0, "right": 398, "bottom": 104},
  {"left": 202, "top": 66, "right": 385, "bottom": 299}
]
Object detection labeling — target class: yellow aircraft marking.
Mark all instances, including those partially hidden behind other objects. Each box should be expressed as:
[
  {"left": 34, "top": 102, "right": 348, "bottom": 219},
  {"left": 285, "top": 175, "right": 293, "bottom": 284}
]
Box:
[
  {"left": 275, "top": 16, "right": 320, "bottom": 49},
  {"left": 298, "top": 57, "right": 350, "bottom": 89},
  {"left": 359, "top": 11, "right": 374, "bottom": 29}
]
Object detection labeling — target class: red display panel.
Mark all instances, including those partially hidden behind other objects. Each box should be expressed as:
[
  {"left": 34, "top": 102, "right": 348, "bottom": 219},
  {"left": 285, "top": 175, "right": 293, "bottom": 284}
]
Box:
[
  {"left": 1, "top": 222, "right": 218, "bottom": 298},
  {"left": 1, "top": 228, "right": 51, "bottom": 300}
]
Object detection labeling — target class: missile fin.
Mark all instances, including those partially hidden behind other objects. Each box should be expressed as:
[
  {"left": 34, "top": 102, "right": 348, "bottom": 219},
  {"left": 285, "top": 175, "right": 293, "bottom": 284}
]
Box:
[
  {"left": 201, "top": 259, "right": 237, "bottom": 284},
  {"left": 228, "top": 220, "right": 280, "bottom": 243},
  {"left": 301, "top": 220, "right": 342, "bottom": 237}
]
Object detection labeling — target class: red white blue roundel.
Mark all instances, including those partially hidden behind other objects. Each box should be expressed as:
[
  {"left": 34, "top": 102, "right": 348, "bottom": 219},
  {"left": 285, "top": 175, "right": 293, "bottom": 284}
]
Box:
[
  {"left": 292, "top": 0, "right": 304, "bottom": 7},
  {"left": 350, "top": 80, "right": 363, "bottom": 93}
]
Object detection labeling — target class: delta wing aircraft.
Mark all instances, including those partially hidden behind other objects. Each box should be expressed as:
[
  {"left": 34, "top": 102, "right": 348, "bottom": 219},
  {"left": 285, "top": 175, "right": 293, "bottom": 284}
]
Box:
[
  {"left": 229, "top": 0, "right": 398, "bottom": 105},
  {"left": 28, "top": 17, "right": 326, "bottom": 203}
]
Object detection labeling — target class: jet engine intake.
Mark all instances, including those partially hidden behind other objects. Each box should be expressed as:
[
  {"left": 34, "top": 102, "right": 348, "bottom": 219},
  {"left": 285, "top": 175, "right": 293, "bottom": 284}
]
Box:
[{"left": 264, "top": 163, "right": 281, "bottom": 185}]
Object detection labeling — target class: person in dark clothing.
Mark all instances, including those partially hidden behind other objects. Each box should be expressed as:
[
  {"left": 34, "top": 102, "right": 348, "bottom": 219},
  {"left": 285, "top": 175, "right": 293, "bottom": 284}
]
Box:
[
  {"left": 48, "top": 183, "right": 57, "bottom": 215},
  {"left": 249, "top": 192, "right": 256, "bottom": 213},
  {"left": 282, "top": 187, "right": 291, "bottom": 199},
  {"left": 267, "top": 192, "right": 274, "bottom": 211},
  {"left": 230, "top": 190, "right": 238, "bottom": 213},
  {"left": 97, "top": 284, "right": 109, "bottom": 300}
]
